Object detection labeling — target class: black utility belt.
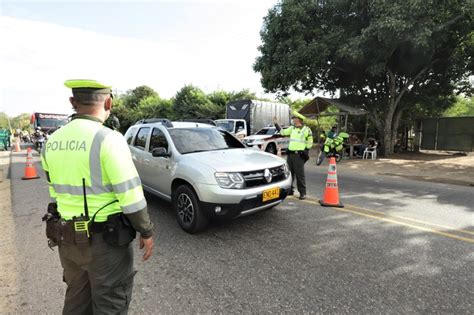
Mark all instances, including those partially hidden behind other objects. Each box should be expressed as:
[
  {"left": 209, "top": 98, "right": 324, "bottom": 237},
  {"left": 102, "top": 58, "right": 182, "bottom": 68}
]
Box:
[
  {"left": 288, "top": 150, "right": 305, "bottom": 154},
  {"left": 43, "top": 204, "right": 136, "bottom": 248}
]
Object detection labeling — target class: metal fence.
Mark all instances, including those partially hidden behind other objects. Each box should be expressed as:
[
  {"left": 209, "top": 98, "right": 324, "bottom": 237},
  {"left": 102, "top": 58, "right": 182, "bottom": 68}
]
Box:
[{"left": 420, "top": 117, "right": 474, "bottom": 152}]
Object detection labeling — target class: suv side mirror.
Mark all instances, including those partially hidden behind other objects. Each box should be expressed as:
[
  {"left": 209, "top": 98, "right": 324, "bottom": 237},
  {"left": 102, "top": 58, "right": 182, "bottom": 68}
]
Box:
[{"left": 152, "top": 147, "right": 170, "bottom": 157}]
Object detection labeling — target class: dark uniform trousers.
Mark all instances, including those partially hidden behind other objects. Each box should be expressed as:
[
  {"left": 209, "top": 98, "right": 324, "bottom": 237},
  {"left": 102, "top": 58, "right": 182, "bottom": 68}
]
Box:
[
  {"left": 58, "top": 234, "right": 135, "bottom": 315},
  {"left": 287, "top": 152, "right": 306, "bottom": 195}
]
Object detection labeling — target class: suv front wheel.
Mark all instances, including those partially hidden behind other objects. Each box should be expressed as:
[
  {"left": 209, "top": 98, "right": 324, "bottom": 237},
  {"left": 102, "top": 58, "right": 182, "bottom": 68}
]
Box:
[{"left": 173, "top": 185, "right": 209, "bottom": 233}]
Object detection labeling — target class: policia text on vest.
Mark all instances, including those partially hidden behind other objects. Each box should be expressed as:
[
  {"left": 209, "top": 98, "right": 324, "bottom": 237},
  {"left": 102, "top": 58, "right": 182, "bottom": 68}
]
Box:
[
  {"left": 46, "top": 139, "right": 87, "bottom": 152},
  {"left": 41, "top": 79, "right": 154, "bottom": 314}
]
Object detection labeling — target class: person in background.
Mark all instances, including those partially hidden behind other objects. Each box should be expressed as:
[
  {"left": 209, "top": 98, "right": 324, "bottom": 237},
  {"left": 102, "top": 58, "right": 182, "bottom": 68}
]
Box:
[
  {"left": 327, "top": 125, "right": 338, "bottom": 139},
  {"left": 358, "top": 137, "right": 377, "bottom": 158},
  {"left": 367, "top": 137, "right": 377, "bottom": 151},
  {"left": 349, "top": 134, "right": 363, "bottom": 157},
  {"left": 319, "top": 130, "right": 327, "bottom": 149}
]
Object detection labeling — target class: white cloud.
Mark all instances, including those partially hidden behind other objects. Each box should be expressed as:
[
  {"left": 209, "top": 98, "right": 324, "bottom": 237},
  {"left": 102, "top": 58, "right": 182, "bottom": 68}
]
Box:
[{"left": 0, "top": 15, "right": 271, "bottom": 116}]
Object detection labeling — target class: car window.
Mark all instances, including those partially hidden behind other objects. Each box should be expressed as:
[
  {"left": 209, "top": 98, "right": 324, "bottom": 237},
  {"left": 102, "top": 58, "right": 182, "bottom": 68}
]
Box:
[
  {"left": 216, "top": 121, "right": 235, "bottom": 133},
  {"left": 133, "top": 127, "right": 150, "bottom": 150},
  {"left": 236, "top": 121, "right": 245, "bottom": 132},
  {"left": 168, "top": 128, "right": 245, "bottom": 154},
  {"left": 149, "top": 128, "right": 169, "bottom": 152},
  {"left": 124, "top": 127, "right": 138, "bottom": 144},
  {"left": 256, "top": 128, "right": 276, "bottom": 135}
]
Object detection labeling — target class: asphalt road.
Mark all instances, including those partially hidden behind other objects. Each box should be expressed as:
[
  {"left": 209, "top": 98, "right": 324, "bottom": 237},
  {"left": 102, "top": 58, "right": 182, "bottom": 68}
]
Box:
[{"left": 6, "top": 151, "right": 474, "bottom": 314}]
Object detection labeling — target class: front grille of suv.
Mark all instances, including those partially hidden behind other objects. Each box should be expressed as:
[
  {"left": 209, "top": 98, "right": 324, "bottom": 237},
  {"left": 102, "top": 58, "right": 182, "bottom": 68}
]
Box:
[{"left": 241, "top": 165, "right": 287, "bottom": 188}]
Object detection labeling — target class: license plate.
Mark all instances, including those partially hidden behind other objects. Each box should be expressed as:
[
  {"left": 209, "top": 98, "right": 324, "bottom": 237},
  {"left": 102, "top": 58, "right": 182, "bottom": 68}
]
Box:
[{"left": 262, "top": 187, "right": 280, "bottom": 202}]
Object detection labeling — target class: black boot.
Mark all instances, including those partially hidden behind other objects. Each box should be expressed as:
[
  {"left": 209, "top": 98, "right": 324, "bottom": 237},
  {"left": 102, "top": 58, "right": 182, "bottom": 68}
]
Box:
[{"left": 299, "top": 194, "right": 306, "bottom": 200}]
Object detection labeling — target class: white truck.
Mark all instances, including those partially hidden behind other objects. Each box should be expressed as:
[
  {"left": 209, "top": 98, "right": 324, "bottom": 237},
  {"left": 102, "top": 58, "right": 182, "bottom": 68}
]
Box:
[{"left": 215, "top": 100, "right": 291, "bottom": 140}]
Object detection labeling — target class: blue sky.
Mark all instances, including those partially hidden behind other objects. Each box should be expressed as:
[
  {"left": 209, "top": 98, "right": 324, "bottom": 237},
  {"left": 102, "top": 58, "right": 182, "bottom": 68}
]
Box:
[{"left": 1, "top": 0, "right": 286, "bottom": 116}]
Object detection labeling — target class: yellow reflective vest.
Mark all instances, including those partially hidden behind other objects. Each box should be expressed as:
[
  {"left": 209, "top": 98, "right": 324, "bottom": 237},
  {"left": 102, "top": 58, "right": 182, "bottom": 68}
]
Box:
[
  {"left": 281, "top": 125, "right": 314, "bottom": 151},
  {"left": 41, "top": 115, "right": 146, "bottom": 222}
]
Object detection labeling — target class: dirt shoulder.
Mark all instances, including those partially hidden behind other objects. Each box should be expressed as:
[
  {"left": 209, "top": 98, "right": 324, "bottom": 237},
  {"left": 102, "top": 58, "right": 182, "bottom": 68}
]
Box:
[
  {"left": 311, "top": 149, "right": 474, "bottom": 187},
  {"left": 0, "top": 151, "right": 18, "bottom": 311}
]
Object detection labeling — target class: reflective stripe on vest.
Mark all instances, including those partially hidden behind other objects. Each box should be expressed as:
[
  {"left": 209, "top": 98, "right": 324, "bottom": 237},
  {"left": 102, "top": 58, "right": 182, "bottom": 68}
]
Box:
[
  {"left": 288, "top": 126, "right": 310, "bottom": 151},
  {"left": 42, "top": 119, "right": 146, "bottom": 221}
]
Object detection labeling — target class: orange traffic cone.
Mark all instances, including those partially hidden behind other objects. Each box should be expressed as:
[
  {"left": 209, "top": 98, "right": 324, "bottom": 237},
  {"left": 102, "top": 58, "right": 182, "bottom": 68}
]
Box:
[
  {"left": 22, "top": 148, "right": 40, "bottom": 180},
  {"left": 13, "top": 138, "right": 21, "bottom": 152},
  {"left": 319, "top": 157, "right": 343, "bottom": 207}
]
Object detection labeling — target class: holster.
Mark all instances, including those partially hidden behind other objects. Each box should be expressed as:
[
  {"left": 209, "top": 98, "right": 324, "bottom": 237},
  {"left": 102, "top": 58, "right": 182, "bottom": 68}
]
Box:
[
  {"left": 101, "top": 213, "right": 136, "bottom": 247},
  {"left": 43, "top": 202, "right": 61, "bottom": 246},
  {"left": 42, "top": 203, "right": 89, "bottom": 246},
  {"left": 299, "top": 150, "right": 310, "bottom": 163}
]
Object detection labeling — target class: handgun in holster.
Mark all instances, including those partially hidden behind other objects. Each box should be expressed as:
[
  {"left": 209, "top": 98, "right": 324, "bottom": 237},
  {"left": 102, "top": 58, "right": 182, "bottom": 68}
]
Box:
[{"left": 42, "top": 202, "right": 61, "bottom": 248}]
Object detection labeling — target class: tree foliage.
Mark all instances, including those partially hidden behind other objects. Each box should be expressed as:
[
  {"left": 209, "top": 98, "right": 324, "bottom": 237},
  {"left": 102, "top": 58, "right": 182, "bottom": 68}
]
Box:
[
  {"left": 254, "top": 0, "right": 473, "bottom": 154},
  {"left": 0, "top": 113, "right": 9, "bottom": 129},
  {"left": 111, "top": 85, "right": 271, "bottom": 133},
  {"left": 0, "top": 112, "right": 31, "bottom": 131},
  {"left": 443, "top": 96, "right": 474, "bottom": 117}
]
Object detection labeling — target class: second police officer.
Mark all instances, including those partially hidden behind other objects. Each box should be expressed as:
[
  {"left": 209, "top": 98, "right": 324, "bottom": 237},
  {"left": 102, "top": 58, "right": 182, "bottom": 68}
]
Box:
[{"left": 274, "top": 112, "right": 313, "bottom": 200}]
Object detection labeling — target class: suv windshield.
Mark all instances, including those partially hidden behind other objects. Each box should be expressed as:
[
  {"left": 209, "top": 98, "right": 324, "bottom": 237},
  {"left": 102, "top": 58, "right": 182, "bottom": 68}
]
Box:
[
  {"left": 216, "top": 121, "right": 235, "bottom": 133},
  {"left": 168, "top": 128, "right": 245, "bottom": 154},
  {"left": 256, "top": 128, "right": 276, "bottom": 135}
]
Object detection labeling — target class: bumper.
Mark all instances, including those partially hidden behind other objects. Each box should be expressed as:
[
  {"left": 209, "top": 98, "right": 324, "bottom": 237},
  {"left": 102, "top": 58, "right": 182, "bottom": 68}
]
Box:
[
  {"left": 196, "top": 176, "right": 292, "bottom": 218},
  {"left": 200, "top": 186, "right": 291, "bottom": 219}
]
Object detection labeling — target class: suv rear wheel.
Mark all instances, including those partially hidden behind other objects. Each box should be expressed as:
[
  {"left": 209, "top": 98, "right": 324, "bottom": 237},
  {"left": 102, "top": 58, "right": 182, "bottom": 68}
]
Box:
[{"left": 173, "top": 185, "right": 208, "bottom": 233}]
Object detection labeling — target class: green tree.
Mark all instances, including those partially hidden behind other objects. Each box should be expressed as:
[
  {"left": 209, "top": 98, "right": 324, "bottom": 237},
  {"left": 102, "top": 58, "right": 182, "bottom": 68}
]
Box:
[
  {"left": 254, "top": 0, "right": 473, "bottom": 154},
  {"left": 139, "top": 95, "right": 174, "bottom": 120},
  {"left": 0, "top": 113, "right": 9, "bottom": 129},
  {"left": 173, "top": 85, "right": 222, "bottom": 120},
  {"left": 207, "top": 90, "right": 232, "bottom": 119},
  {"left": 229, "top": 89, "right": 258, "bottom": 102},
  {"left": 11, "top": 113, "right": 32, "bottom": 131},
  {"left": 443, "top": 96, "right": 474, "bottom": 117},
  {"left": 112, "top": 86, "right": 160, "bottom": 133},
  {"left": 123, "top": 85, "right": 158, "bottom": 109}
]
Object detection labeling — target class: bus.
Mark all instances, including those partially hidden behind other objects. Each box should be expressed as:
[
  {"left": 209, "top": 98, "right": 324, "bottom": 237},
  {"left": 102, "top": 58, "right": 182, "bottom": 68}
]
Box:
[{"left": 30, "top": 112, "right": 69, "bottom": 133}]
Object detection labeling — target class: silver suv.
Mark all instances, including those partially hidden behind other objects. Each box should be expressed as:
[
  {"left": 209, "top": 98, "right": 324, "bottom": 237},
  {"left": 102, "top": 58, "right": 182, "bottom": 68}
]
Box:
[{"left": 124, "top": 119, "right": 292, "bottom": 233}]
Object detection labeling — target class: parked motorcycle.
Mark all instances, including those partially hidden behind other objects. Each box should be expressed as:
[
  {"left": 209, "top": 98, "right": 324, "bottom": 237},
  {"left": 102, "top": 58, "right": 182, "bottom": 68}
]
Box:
[{"left": 316, "top": 132, "right": 349, "bottom": 166}]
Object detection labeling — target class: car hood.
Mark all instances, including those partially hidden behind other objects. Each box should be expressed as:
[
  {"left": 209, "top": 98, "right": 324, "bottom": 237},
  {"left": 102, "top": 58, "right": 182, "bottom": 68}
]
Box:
[
  {"left": 244, "top": 135, "right": 271, "bottom": 141},
  {"left": 184, "top": 149, "right": 285, "bottom": 172}
]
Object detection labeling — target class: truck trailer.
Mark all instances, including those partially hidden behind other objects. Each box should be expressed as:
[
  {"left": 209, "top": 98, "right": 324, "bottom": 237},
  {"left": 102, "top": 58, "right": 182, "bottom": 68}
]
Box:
[{"left": 215, "top": 100, "right": 291, "bottom": 139}]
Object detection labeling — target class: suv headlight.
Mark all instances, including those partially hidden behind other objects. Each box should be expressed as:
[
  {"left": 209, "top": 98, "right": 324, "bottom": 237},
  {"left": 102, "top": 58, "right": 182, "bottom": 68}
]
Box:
[
  {"left": 215, "top": 172, "right": 245, "bottom": 189},
  {"left": 283, "top": 163, "right": 290, "bottom": 178}
]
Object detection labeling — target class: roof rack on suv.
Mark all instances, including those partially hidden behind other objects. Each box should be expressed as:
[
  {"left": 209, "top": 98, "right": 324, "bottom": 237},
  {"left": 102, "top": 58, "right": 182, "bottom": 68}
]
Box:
[
  {"left": 135, "top": 118, "right": 173, "bottom": 128},
  {"left": 180, "top": 119, "right": 217, "bottom": 126}
]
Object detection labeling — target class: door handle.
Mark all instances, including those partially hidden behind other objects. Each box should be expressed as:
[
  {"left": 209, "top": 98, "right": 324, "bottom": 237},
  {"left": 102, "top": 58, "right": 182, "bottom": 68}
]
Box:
[
  {"left": 132, "top": 155, "right": 137, "bottom": 161},
  {"left": 165, "top": 165, "right": 170, "bottom": 169},
  {"left": 144, "top": 159, "right": 150, "bottom": 164}
]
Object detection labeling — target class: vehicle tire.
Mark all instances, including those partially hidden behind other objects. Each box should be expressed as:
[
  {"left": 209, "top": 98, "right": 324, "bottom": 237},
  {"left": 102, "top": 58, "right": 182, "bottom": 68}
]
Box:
[
  {"left": 316, "top": 151, "right": 325, "bottom": 166},
  {"left": 173, "top": 185, "right": 209, "bottom": 234},
  {"left": 265, "top": 143, "right": 277, "bottom": 155}
]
